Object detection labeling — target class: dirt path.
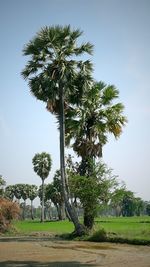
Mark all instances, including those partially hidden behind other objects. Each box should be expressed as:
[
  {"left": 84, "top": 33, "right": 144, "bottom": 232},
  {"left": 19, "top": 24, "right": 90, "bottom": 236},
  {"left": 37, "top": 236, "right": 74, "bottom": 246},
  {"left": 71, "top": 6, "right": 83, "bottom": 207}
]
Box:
[{"left": 0, "top": 236, "right": 150, "bottom": 266}]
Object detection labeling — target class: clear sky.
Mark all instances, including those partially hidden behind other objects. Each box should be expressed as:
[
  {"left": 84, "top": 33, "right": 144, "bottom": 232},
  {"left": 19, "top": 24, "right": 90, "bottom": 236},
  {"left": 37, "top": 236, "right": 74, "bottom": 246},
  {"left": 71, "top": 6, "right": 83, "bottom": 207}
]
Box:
[{"left": 0, "top": 0, "right": 150, "bottom": 203}]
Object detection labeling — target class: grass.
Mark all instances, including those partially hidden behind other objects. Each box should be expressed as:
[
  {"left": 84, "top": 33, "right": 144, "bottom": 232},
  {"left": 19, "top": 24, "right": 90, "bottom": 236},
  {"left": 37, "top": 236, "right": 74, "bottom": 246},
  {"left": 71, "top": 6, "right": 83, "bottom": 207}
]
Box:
[
  {"left": 12, "top": 220, "right": 74, "bottom": 235},
  {"left": 95, "top": 216, "right": 150, "bottom": 241},
  {"left": 11, "top": 216, "right": 150, "bottom": 244}
]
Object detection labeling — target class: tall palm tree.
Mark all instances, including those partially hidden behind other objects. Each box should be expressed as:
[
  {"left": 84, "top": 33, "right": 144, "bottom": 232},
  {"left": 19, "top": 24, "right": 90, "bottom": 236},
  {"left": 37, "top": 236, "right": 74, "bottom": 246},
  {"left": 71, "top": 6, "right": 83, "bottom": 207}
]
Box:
[
  {"left": 65, "top": 81, "right": 127, "bottom": 228},
  {"left": 22, "top": 25, "right": 93, "bottom": 235},
  {"left": 32, "top": 152, "right": 52, "bottom": 222}
]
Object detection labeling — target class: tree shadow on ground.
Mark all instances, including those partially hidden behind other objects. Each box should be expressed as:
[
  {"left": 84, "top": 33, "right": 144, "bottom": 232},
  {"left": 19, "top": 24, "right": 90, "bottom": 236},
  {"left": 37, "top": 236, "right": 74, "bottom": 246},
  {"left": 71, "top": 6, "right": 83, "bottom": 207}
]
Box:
[{"left": 0, "top": 261, "right": 96, "bottom": 267}]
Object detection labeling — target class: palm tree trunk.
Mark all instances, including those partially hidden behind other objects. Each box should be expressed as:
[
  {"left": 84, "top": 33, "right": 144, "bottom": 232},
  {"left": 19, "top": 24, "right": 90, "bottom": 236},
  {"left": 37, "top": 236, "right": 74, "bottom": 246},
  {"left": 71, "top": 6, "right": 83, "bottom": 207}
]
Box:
[
  {"left": 23, "top": 200, "right": 26, "bottom": 220},
  {"left": 31, "top": 200, "right": 34, "bottom": 220},
  {"left": 41, "top": 179, "right": 44, "bottom": 222},
  {"left": 59, "top": 84, "right": 86, "bottom": 236}
]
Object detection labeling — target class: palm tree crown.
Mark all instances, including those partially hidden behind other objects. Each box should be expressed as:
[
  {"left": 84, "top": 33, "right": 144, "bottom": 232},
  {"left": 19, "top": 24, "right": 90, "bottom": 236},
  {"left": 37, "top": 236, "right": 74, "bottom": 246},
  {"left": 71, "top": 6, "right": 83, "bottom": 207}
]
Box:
[
  {"left": 21, "top": 25, "right": 93, "bottom": 111},
  {"left": 32, "top": 152, "right": 52, "bottom": 180},
  {"left": 65, "top": 81, "right": 127, "bottom": 159}
]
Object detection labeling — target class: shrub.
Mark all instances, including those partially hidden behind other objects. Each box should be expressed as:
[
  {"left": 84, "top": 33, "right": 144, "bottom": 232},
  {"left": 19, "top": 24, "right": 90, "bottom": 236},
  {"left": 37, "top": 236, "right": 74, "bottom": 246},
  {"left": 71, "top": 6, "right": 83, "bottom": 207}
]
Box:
[
  {"left": 88, "top": 228, "right": 107, "bottom": 242},
  {"left": 0, "top": 198, "right": 20, "bottom": 232}
]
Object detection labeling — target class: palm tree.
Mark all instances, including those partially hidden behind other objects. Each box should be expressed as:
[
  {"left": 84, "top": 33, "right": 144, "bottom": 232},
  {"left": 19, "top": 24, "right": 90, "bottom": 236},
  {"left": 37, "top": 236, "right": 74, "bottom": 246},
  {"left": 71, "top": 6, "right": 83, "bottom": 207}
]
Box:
[
  {"left": 21, "top": 184, "right": 30, "bottom": 220},
  {"left": 32, "top": 152, "right": 52, "bottom": 222},
  {"left": 65, "top": 81, "right": 127, "bottom": 228},
  {"left": 22, "top": 25, "right": 93, "bottom": 235},
  {"left": 28, "top": 185, "right": 38, "bottom": 220},
  {"left": 5, "top": 185, "right": 15, "bottom": 201},
  {"left": 14, "top": 184, "right": 23, "bottom": 204}
]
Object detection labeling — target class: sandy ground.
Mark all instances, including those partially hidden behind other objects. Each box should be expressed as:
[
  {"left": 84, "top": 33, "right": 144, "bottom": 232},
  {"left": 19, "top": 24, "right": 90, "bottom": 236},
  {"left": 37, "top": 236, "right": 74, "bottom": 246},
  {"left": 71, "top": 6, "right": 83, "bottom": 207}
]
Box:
[{"left": 0, "top": 236, "right": 150, "bottom": 267}]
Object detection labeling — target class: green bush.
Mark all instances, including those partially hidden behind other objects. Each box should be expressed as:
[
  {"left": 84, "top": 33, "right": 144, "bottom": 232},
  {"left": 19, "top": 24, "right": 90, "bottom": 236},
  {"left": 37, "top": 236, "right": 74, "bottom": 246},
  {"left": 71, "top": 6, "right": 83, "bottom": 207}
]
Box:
[{"left": 88, "top": 228, "right": 107, "bottom": 242}]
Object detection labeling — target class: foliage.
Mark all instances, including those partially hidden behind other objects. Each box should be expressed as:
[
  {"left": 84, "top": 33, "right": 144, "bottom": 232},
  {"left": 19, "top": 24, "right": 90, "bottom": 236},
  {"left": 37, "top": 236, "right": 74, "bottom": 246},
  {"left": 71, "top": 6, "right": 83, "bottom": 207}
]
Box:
[
  {"left": 32, "top": 152, "right": 52, "bottom": 180},
  {"left": 45, "top": 170, "right": 66, "bottom": 220},
  {"left": 21, "top": 25, "right": 93, "bottom": 109},
  {"left": 65, "top": 81, "right": 127, "bottom": 162},
  {"left": 0, "top": 175, "right": 6, "bottom": 197},
  {"left": 5, "top": 185, "right": 15, "bottom": 200},
  {"left": 67, "top": 156, "right": 118, "bottom": 228},
  {"left": 70, "top": 175, "right": 99, "bottom": 217},
  {"left": 146, "top": 202, "right": 150, "bottom": 216},
  {"left": 13, "top": 184, "right": 23, "bottom": 201},
  {"left": 28, "top": 185, "right": 38, "bottom": 201},
  {"left": 0, "top": 198, "right": 20, "bottom": 232}
]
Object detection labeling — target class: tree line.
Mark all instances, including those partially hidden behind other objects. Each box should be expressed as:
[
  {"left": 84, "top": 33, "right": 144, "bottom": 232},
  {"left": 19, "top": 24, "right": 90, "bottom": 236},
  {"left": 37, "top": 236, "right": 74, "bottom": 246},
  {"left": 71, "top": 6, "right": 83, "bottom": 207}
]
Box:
[{"left": 1, "top": 160, "right": 150, "bottom": 223}]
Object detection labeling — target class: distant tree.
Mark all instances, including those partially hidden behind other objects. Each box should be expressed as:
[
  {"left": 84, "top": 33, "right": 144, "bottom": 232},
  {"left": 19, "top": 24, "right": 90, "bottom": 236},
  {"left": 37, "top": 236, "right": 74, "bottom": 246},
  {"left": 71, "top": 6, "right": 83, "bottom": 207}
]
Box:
[
  {"left": 121, "top": 190, "right": 135, "bottom": 217},
  {"left": 13, "top": 184, "right": 22, "bottom": 203},
  {"left": 32, "top": 152, "right": 52, "bottom": 222},
  {"left": 28, "top": 185, "right": 38, "bottom": 220},
  {"left": 5, "top": 185, "right": 15, "bottom": 201},
  {"left": 44, "top": 200, "right": 52, "bottom": 220},
  {"left": 146, "top": 202, "right": 150, "bottom": 216},
  {"left": 111, "top": 187, "right": 127, "bottom": 216},
  {"left": 0, "top": 175, "right": 6, "bottom": 197},
  {"left": 134, "top": 197, "right": 145, "bottom": 216},
  {"left": 21, "top": 184, "right": 30, "bottom": 220},
  {"left": 45, "top": 174, "right": 66, "bottom": 221},
  {"left": 52, "top": 170, "right": 66, "bottom": 219}
]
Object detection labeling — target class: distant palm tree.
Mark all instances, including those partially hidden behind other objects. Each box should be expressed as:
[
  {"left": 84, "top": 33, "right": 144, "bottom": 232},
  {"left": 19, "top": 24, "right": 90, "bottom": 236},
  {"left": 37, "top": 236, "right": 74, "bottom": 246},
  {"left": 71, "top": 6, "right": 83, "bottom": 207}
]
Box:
[
  {"left": 21, "top": 184, "right": 30, "bottom": 220},
  {"left": 65, "top": 81, "right": 127, "bottom": 228},
  {"left": 32, "top": 152, "right": 52, "bottom": 222},
  {"left": 5, "top": 185, "right": 15, "bottom": 201},
  {"left": 13, "top": 184, "right": 22, "bottom": 204},
  {"left": 22, "top": 25, "right": 93, "bottom": 235},
  {"left": 28, "top": 185, "right": 38, "bottom": 220}
]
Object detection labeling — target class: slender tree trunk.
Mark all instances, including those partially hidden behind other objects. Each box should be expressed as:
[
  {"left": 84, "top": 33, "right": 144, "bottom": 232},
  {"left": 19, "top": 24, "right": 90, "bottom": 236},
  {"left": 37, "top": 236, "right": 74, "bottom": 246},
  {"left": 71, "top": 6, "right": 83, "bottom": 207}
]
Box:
[
  {"left": 23, "top": 200, "right": 26, "bottom": 220},
  {"left": 31, "top": 200, "right": 34, "bottom": 220},
  {"left": 41, "top": 179, "right": 44, "bottom": 222},
  {"left": 59, "top": 84, "right": 86, "bottom": 236},
  {"left": 60, "top": 201, "right": 66, "bottom": 220}
]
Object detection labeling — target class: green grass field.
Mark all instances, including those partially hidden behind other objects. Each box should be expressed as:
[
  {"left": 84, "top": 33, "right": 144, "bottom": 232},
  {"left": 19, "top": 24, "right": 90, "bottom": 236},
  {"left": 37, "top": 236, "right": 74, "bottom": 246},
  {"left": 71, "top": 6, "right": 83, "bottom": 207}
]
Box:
[
  {"left": 95, "top": 216, "right": 150, "bottom": 241},
  {"left": 13, "top": 216, "right": 150, "bottom": 243},
  {"left": 13, "top": 219, "right": 74, "bottom": 234}
]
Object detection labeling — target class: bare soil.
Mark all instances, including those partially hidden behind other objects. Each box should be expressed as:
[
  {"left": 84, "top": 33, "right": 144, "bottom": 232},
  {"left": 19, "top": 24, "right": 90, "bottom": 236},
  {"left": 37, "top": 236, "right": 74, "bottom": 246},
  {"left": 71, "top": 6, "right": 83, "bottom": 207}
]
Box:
[{"left": 0, "top": 236, "right": 150, "bottom": 267}]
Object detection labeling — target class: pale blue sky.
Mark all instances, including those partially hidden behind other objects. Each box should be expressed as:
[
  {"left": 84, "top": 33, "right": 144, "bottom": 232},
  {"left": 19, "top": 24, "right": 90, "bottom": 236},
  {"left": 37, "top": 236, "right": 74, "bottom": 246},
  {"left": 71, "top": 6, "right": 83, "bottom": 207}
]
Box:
[{"left": 0, "top": 0, "right": 150, "bottom": 202}]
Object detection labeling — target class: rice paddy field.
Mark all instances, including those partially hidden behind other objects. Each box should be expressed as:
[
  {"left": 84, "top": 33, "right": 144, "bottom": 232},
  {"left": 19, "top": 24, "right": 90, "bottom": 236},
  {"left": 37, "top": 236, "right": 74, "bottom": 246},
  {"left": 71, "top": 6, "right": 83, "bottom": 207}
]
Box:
[{"left": 12, "top": 216, "right": 150, "bottom": 243}]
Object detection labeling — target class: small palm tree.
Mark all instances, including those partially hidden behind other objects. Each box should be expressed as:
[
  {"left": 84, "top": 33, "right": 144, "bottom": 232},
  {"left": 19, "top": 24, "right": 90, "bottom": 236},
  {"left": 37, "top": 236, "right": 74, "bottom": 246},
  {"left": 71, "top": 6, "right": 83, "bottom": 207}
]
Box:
[
  {"left": 32, "top": 152, "right": 52, "bottom": 222},
  {"left": 65, "top": 81, "right": 127, "bottom": 228}
]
